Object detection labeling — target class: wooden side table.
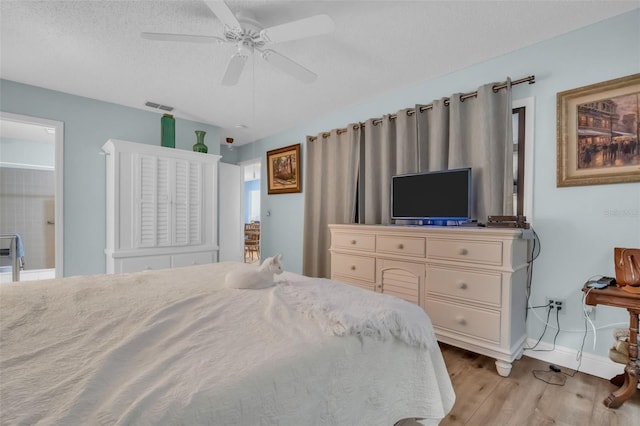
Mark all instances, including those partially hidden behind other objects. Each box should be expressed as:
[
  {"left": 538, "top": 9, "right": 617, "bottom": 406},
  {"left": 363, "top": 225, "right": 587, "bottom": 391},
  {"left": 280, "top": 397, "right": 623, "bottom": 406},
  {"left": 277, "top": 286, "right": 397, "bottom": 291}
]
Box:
[{"left": 583, "top": 285, "right": 640, "bottom": 408}]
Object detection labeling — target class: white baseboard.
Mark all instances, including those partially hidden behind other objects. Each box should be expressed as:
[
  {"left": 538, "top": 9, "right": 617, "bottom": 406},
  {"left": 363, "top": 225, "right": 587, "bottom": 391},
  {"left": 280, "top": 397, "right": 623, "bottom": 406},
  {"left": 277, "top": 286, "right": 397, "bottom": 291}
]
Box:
[{"left": 523, "top": 338, "right": 625, "bottom": 380}]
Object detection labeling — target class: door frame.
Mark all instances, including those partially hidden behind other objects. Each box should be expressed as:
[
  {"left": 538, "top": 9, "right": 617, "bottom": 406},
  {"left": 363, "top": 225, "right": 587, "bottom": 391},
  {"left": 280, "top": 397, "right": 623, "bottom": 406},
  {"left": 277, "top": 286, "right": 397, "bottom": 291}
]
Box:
[
  {"left": 239, "top": 158, "right": 261, "bottom": 261},
  {"left": 0, "top": 111, "right": 64, "bottom": 277},
  {"left": 239, "top": 158, "right": 261, "bottom": 222}
]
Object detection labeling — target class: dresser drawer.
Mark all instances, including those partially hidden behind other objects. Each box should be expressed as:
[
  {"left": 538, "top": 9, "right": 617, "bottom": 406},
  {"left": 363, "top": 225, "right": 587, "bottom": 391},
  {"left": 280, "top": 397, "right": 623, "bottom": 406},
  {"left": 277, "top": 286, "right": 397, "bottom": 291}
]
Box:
[
  {"left": 119, "top": 255, "right": 171, "bottom": 273},
  {"left": 427, "top": 238, "right": 503, "bottom": 266},
  {"left": 377, "top": 235, "right": 426, "bottom": 257},
  {"left": 426, "top": 265, "right": 502, "bottom": 306},
  {"left": 426, "top": 299, "right": 501, "bottom": 343},
  {"left": 331, "top": 253, "right": 376, "bottom": 282},
  {"left": 172, "top": 252, "right": 214, "bottom": 268},
  {"left": 332, "top": 232, "right": 376, "bottom": 252}
]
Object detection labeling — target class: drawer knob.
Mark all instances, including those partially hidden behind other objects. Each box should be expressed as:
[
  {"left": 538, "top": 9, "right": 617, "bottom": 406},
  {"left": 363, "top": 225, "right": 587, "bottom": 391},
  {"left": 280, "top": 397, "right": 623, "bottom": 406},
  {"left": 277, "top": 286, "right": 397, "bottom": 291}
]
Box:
[
  {"left": 351, "top": 240, "right": 357, "bottom": 245},
  {"left": 398, "top": 243, "right": 404, "bottom": 249},
  {"left": 458, "top": 248, "right": 468, "bottom": 255},
  {"left": 458, "top": 282, "right": 468, "bottom": 290},
  {"left": 455, "top": 315, "right": 467, "bottom": 325},
  {"left": 350, "top": 265, "right": 356, "bottom": 271}
]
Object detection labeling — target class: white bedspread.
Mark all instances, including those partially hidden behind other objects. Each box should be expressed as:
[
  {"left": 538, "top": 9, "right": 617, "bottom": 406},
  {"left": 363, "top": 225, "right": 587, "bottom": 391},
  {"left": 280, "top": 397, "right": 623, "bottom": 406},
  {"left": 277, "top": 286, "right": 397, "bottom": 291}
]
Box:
[{"left": 0, "top": 262, "right": 454, "bottom": 426}]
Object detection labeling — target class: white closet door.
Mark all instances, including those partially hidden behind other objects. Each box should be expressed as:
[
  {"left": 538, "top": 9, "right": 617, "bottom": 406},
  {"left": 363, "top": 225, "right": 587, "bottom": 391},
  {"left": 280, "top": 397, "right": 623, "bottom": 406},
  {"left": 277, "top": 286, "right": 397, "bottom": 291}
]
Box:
[
  {"left": 218, "top": 162, "right": 243, "bottom": 262},
  {"left": 189, "top": 162, "right": 203, "bottom": 244},
  {"left": 156, "top": 157, "right": 171, "bottom": 246},
  {"left": 104, "top": 138, "right": 222, "bottom": 274},
  {"left": 173, "top": 159, "right": 189, "bottom": 245},
  {"left": 136, "top": 154, "right": 171, "bottom": 248},
  {"left": 137, "top": 154, "right": 158, "bottom": 248}
]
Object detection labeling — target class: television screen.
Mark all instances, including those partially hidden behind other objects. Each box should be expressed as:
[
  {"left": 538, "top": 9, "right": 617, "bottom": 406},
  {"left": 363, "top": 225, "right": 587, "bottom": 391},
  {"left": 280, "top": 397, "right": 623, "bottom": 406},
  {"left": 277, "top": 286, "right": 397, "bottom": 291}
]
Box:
[{"left": 391, "top": 168, "right": 471, "bottom": 222}]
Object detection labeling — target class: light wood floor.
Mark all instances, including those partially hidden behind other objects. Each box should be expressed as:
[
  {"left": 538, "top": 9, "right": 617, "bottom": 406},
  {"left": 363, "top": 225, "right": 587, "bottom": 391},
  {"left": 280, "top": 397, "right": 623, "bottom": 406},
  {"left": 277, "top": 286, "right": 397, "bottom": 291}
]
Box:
[{"left": 437, "top": 343, "right": 639, "bottom": 425}]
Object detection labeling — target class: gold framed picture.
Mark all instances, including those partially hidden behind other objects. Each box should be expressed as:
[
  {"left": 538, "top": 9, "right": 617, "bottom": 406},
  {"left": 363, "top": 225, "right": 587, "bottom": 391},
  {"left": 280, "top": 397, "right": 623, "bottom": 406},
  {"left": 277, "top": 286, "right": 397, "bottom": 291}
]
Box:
[
  {"left": 556, "top": 73, "right": 640, "bottom": 187},
  {"left": 266, "top": 143, "right": 301, "bottom": 194}
]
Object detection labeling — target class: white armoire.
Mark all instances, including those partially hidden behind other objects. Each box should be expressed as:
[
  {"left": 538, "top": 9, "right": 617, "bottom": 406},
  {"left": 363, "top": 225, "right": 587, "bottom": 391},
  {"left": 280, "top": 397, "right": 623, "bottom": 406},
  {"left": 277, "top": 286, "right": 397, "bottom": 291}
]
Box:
[{"left": 103, "top": 139, "right": 221, "bottom": 273}]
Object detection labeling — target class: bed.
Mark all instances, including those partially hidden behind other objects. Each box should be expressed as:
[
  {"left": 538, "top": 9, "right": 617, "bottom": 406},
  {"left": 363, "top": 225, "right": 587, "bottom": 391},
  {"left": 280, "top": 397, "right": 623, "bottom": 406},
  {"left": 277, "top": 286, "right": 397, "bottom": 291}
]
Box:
[{"left": 0, "top": 261, "right": 454, "bottom": 425}]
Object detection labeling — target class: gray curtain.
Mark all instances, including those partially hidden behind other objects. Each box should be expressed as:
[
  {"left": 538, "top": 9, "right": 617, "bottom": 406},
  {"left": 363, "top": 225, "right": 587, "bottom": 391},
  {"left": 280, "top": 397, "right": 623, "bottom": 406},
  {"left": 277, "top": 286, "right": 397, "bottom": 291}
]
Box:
[
  {"left": 415, "top": 81, "right": 513, "bottom": 221},
  {"left": 303, "top": 125, "right": 361, "bottom": 278},
  {"left": 360, "top": 108, "right": 418, "bottom": 224},
  {"left": 417, "top": 99, "right": 450, "bottom": 172},
  {"left": 302, "top": 80, "right": 513, "bottom": 276}
]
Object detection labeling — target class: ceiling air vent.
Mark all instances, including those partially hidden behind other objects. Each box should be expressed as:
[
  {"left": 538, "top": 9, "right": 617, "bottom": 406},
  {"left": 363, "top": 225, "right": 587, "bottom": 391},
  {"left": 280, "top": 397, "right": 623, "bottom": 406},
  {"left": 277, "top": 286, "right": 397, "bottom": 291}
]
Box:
[{"left": 145, "top": 101, "right": 174, "bottom": 112}]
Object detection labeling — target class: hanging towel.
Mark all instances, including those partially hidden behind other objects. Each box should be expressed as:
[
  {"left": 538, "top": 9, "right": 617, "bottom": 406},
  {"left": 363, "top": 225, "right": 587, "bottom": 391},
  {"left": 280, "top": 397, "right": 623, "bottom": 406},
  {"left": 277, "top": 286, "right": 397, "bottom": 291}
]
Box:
[{"left": 14, "top": 234, "right": 24, "bottom": 258}]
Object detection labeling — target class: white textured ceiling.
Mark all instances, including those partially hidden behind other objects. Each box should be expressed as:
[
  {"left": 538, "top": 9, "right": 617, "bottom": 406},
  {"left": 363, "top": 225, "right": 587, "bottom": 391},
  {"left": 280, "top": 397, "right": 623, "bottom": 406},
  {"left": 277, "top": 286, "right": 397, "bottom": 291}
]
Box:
[{"left": 1, "top": 1, "right": 638, "bottom": 146}]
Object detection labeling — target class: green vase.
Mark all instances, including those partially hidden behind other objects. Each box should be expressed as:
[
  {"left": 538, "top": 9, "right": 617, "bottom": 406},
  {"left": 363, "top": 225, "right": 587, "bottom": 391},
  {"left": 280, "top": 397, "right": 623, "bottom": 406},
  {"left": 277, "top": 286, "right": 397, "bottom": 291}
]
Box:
[
  {"left": 160, "top": 114, "right": 175, "bottom": 148},
  {"left": 193, "top": 130, "right": 208, "bottom": 153}
]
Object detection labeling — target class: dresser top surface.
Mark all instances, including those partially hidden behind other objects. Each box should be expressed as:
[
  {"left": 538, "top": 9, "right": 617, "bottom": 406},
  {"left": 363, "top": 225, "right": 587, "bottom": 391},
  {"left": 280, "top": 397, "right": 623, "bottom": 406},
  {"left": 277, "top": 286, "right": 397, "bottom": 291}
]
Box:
[{"left": 329, "top": 223, "right": 524, "bottom": 238}]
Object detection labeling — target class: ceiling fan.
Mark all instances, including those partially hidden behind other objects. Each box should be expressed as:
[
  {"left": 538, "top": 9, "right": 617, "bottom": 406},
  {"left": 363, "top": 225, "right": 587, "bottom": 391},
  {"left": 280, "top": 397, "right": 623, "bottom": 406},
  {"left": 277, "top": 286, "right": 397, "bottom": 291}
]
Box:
[{"left": 141, "top": 1, "right": 334, "bottom": 86}]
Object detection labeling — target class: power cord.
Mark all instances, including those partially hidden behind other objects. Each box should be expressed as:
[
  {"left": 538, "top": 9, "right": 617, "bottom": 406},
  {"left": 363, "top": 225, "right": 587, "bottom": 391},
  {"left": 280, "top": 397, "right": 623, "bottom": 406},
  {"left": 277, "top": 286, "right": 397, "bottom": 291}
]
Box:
[
  {"left": 524, "top": 228, "right": 541, "bottom": 321},
  {"left": 528, "top": 304, "right": 561, "bottom": 352},
  {"left": 524, "top": 303, "right": 552, "bottom": 351},
  {"left": 528, "top": 303, "right": 552, "bottom": 310},
  {"left": 527, "top": 292, "right": 626, "bottom": 333},
  {"left": 532, "top": 316, "right": 588, "bottom": 385},
  {"left": 582, "top": 287, "right": 598, "bottom": 349},
  {"left": 531, "top": 307, "right": 566, "bottom": 384}
]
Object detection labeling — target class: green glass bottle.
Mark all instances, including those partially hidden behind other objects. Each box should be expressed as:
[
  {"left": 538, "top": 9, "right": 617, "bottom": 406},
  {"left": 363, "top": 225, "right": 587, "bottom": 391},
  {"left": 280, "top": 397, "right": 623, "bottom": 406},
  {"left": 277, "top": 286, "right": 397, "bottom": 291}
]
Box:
[
  {"left": 160, "top": 114, "right": 175, "bottom": 148},
  {"left": 193, "top": 130, "right": 208, "bottom": 153}
]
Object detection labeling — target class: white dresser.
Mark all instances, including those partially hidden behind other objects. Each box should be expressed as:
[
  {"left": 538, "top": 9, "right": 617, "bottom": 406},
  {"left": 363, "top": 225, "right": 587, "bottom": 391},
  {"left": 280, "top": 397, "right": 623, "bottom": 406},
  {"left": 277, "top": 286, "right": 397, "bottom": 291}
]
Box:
[
  {"left": 329, "top": 224, "right": 529, "bottom": 376},
  {"left": 104, "top": 139, "right": 221, "bottom": 274}
]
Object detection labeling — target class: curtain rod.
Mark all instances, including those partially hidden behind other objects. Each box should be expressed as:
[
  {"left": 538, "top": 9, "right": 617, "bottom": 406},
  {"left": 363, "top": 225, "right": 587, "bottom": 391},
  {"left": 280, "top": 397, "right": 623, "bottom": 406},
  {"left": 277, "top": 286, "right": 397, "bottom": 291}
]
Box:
[{"left": 308, "top": 75, "right": 535, "bottom": 141}]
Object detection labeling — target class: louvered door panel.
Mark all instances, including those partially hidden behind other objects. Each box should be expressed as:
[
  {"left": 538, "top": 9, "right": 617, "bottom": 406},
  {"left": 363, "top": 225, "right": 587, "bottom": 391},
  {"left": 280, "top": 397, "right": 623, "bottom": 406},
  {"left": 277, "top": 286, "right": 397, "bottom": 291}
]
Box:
[
  {"left": 380, "top": 269, "right": 421, "bottom": 304},
  {"left": 156, "top": 157, "right": 171, "bottom": 246},
  {"left": 135, "top": 156, "right": 205, "bottom": 248},
  {"left": 377, "top": 259, "right": 424, "bottom": 305},
  {"left": 137, "top": 154, "right": 157, "bottom": 247},
  {"left": 173, "top": 159, "right": 189, "bottom": 245},
  {"left": 189, "top": 162, "right": 202, "bottom": 244}
]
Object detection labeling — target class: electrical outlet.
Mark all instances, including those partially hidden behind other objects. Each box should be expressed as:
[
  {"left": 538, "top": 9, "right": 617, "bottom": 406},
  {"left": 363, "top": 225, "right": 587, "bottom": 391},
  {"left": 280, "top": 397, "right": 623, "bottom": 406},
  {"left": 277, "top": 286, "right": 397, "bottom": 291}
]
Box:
[{"left": 545, "top": 297, "right": 566, "bottom": 315}]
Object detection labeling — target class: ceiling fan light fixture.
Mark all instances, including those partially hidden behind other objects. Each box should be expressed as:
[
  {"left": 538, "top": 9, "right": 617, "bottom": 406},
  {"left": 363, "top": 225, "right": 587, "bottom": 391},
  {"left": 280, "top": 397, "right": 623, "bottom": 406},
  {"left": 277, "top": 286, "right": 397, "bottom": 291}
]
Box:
[
  {"left": 222, "top": 53, "right": 249, "bottom": 86},
  {"left": 142, "top": 1, "right": 334, "bottom": 87},
  {"left": 261, "top": 49, "right": 317, "bottom": 84}
]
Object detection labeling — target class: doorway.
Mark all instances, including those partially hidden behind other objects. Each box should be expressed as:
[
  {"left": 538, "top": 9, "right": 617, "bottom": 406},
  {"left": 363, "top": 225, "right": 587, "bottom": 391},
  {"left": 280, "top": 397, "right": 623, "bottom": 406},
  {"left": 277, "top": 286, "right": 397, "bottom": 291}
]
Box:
[
  {"left": 0, "top": 112, "right": 64, "bottom": 281},
  {"left": 241, "top": 159, "right": 261, "bottom": 263}
]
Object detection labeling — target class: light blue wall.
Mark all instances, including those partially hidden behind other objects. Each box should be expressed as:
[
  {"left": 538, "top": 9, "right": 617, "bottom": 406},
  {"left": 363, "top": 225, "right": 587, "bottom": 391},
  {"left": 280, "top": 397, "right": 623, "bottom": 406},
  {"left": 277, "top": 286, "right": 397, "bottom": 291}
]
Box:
[
  {"left": 0, "top": 79, "right": 221, "bottom": 276},
  {"left": 238, "top": 10, "right": 640, "bottom": 358}
]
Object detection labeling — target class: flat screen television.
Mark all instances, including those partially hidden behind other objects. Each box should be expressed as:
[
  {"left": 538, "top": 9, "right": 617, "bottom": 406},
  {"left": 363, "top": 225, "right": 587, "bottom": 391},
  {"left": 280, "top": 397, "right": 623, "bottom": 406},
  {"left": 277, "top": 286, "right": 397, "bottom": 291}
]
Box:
[{"left": 391, "top": 167, "right": 472, "bottom": 224}]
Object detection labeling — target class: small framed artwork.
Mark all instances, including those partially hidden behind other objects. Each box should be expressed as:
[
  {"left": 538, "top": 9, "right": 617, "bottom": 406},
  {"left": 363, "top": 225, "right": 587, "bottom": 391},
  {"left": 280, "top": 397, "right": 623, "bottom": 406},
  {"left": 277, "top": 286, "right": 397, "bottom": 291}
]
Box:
[
  {"left": 266, "top": 143, "right": 302, "bottom": 194},
  {"left": 556, "top": 73, "right": 640, "bottom": 187}
]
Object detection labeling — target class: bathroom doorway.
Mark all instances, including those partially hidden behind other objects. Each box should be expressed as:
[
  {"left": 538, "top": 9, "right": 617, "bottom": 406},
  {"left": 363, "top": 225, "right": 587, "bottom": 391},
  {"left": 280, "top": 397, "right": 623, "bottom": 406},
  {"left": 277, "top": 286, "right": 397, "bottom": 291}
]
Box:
[
  {"left": 241, "top": 159, "right": 261, "bottom": 263},
  {"left": 0, "top": 112, "right": 64, "bottom": 281}
]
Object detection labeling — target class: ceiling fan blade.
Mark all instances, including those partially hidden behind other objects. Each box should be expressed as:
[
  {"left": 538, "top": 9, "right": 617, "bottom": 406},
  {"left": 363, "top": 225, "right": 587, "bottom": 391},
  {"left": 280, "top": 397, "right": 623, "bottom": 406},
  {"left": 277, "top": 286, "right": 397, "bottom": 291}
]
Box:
[
  {"left": 260, "top": 49, "right": 317, "bottom": 84},
  {"left": 259, "top": 14, "right": 334, "bottom": 44},
  {"left": 204, "top": 0, "right": 241, "bottom": 31},
  {"left": 222, "top": 53, "right": 248, "bottom": 86},
  {"left": 141, "top": 32, "right": 225, "bottom": 44}
]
